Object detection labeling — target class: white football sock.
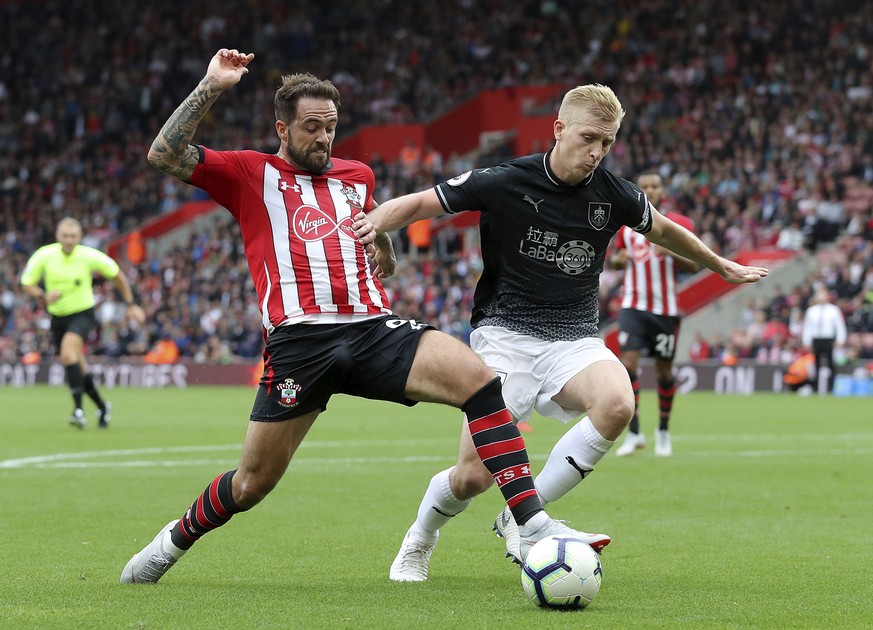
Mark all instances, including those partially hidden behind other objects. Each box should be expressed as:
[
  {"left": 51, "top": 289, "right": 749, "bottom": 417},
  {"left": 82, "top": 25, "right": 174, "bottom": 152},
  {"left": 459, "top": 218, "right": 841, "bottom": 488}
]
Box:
[
  {"left": 534, "top": 416, "right": 613, "bottom": 504},
  {"left": 409, "top": 467, "right": 471, "bottom": 542}
]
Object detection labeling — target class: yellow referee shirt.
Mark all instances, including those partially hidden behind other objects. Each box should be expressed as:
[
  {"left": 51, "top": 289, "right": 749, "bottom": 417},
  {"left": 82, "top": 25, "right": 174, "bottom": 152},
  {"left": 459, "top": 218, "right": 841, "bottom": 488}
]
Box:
[{"left": 20, "top": 243, "right": 120, "bottom": 317}]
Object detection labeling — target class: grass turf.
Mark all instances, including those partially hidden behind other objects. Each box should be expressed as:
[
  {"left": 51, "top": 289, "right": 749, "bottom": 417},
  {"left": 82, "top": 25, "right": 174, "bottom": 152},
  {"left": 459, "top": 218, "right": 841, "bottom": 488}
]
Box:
[{"left": 1, "top": 385, "right": 871, "bottom": 628}]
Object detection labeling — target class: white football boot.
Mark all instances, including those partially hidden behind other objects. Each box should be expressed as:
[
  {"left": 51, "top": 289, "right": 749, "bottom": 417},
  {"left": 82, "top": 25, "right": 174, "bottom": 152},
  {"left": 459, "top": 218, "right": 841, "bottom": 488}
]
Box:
[
  {"left": 68, "top": 408, "right": 86, "bottom": 429},
  {"left": 615, "top": 431, "right": 645, "bottom": 457},
  {"left": 654, "top": 429, "right": 673, "bottom": 457},
  {"left": 389, "top": 528, "right": 438, "bottom": 582},
  {"left": 120, "top": 520, "right": 187, "bottom": 584},
  {"left": 498, "top": 508, "right": 611, "bottom": 563}
]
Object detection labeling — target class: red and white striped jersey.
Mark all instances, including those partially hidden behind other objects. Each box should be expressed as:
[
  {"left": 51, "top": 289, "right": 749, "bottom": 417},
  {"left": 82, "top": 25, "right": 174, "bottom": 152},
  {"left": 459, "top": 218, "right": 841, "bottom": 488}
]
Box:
[
  {"left": 190, "top": 148, "right": 392, "bottom": 333},
  {"left": 614, "top": 211, "right": 694, "bottom": 316}
]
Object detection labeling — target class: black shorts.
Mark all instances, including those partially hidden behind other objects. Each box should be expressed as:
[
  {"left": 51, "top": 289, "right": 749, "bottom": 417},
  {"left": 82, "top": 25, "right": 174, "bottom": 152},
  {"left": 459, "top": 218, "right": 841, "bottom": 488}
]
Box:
[
  {"left": 617, "top": 309, "right": 681, "bottom": 360},
  {"left": 250, "top": 315, "right": 434, "bottom": 422},
  {"left": 50, "top": 308, "right": 98, "bottom": 351}
]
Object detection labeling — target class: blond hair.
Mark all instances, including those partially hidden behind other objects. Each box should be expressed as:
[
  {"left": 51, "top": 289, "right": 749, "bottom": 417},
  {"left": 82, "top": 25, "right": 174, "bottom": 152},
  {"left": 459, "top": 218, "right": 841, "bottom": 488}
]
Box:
[{"left": 558, "top": 84, "right": 625, "bottom": 126}]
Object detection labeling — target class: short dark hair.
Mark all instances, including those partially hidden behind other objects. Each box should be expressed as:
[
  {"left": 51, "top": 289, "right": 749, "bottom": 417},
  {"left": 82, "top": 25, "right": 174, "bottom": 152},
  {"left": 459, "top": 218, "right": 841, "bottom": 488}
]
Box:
[{"left": 274, "top": 74, "right": 341, "bottom": 122}]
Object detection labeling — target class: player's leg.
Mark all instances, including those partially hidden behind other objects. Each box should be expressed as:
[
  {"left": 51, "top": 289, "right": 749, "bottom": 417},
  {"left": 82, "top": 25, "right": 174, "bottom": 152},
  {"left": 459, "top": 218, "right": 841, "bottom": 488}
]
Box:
[
  {"left": 390, "top": 421, "right": 488, "bottom": 581},
  {"left": 57, "top": 329, "right": 87, "bottom": 428},
  {"left": 402, "top": 329, "right": 605, "bottom": 565},
  {"left": 120, "top": 409, "right": 320, "bottom": 584},
  {"left": 77, "top": 353, "right": 111, "bottom": 428},
  {"left": 615, "top": 309, "right": 648, "bottom": 455},
  {"left": 122, "top": 325, "right": 333, "bottom": 584},
  {"left": 488, "top": 356, "right": 632, "bottom": 561},
  {"left": 615, "top": 347, "right": 645, "bottom": 456},
  {"left": 404, "top": 330, "right": 543, "bottom": 528},
  {"left": 653, "top": 356, "right": 677, "bottom": 456},
  {"left": 534, "top": 357, "right": 632, "bottom": 503}
]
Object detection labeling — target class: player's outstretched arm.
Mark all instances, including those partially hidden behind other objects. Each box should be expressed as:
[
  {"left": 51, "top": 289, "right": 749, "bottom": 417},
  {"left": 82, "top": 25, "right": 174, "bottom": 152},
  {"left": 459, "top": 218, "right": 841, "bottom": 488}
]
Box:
[
  {"left": 147, "top": 48, "right": 254, "bottom": 181},
  {"left": 646, "top": 210, "right": 768, "bottom": 284},
  {"left": 353, "top": 189, "right": 444, "bottom": 246}
]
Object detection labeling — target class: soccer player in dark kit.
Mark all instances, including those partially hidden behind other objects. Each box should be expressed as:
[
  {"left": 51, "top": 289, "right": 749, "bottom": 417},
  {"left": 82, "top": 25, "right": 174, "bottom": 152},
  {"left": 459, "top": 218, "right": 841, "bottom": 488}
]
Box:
[{"left": 354, "top": 83, "right": 769, "bottom": 581}]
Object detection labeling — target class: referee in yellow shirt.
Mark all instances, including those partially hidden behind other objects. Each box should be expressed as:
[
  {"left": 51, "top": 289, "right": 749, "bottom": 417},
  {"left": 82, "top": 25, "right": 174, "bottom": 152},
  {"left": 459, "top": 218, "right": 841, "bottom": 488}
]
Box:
[{"left": 20, "top": 217, "right": 146, "bottom": 428}]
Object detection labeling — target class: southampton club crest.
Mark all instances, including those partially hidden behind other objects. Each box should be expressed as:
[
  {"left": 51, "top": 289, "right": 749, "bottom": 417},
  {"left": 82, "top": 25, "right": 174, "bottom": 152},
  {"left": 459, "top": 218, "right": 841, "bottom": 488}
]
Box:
[
  {"left": 340, "top": 183, "right": 363, "bottom": 211},
  {"left": 588, "top": 202, "right": 611, "bottom": 231},
  {"left": 277, "top": 378, "right": 302, "bottom": 408}
]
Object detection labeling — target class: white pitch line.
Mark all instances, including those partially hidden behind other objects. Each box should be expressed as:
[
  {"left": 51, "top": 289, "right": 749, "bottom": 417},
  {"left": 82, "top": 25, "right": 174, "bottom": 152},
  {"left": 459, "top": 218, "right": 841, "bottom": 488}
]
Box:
[
  {"left": 2, "top": 433, "right": 873, "bottom": 470},
  {"left": 0, "top": 439, "right": 448, "bottom": 469},
  {"left": 20, "top": 455, "right": 458, "bottom": 469}
]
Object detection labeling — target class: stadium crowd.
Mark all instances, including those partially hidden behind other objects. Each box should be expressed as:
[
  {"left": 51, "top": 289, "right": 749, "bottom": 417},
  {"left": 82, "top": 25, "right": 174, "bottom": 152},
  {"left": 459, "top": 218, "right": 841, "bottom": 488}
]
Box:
[{"left": 1, "top": 0, "right": 871, "bottom": 367}]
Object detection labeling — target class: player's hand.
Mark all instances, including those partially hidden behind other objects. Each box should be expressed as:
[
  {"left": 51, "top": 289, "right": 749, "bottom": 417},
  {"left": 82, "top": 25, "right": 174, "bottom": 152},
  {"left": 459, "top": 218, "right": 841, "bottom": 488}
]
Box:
[
  {"left": 45, "top": 290, "right": 61, "bottom": 304},
  {"left": 126, "top": 304, "right": 146, "bottom": 325},
  {"left": 205, "top": 49, "right": 255, "bottom": 90},
  {"left": 353, "top": 212, "right": 378, "bottom": 246},
  {"left": 366, "top": 242, "right": 396, "bottom": 279},
  {"left": 721, "top": 260, "right": 769, "bottom": 284},
  {"left": 653, "top": 244, "right": 671, "bottom": 259}
]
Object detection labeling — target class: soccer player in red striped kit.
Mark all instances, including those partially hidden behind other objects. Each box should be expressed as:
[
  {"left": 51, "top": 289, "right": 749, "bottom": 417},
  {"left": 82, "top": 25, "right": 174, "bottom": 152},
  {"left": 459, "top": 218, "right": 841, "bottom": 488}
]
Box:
[
  {"left": 612, "top": 172, "right": 698, "bottom": 457},
  {"left": 120, "top": 49, "right": 592, "bottom": 585}
]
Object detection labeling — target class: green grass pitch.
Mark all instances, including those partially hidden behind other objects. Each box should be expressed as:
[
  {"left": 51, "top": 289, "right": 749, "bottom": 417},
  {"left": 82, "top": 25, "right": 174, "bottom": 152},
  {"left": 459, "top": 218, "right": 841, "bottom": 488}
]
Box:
[{"left": 1, "top": 386, "right": 871, "bottom": 629}]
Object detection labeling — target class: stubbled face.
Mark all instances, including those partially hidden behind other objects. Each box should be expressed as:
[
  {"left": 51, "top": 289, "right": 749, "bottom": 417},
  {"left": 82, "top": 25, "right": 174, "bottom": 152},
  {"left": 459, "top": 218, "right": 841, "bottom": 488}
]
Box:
[
  {"left": 56, "top": 223, "right": 82, "bottom": 255},
  {"left": 552, "top": 110, "right": 618, "bottom": 184},
  {"left": 637, "top": 174, "right": 665, "bottom": 206},
  {"left": 277, "top": 96, "right": 337, "bottom": 174}
]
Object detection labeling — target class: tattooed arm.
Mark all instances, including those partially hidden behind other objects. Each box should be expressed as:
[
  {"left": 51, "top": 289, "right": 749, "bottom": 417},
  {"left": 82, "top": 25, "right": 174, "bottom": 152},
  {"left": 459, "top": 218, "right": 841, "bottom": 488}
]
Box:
[{"left": 147, "top": 49, "right": 254, "bottom": 181}]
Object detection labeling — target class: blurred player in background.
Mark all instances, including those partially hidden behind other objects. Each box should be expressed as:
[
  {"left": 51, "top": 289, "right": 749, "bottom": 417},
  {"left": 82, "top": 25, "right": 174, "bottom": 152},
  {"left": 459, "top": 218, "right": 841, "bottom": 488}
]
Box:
[
  {"left": 19, "top": 217, "right": 146, "bottom": 428},
  {"left": 354, "top": 84, "right": 769, "bottom": 581},
  {"left": 120, "top": 48, "right": 594, "bottom": 586},
  {"left": 611, "top": 172, "right": 698, "bottom": 457}
]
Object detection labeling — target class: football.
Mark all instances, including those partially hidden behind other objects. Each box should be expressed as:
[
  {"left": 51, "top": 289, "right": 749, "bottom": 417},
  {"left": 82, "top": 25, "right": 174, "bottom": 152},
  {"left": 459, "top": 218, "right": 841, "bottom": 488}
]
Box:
[{"left": 521, "top": 535, "right": 603, "bottom": 609}]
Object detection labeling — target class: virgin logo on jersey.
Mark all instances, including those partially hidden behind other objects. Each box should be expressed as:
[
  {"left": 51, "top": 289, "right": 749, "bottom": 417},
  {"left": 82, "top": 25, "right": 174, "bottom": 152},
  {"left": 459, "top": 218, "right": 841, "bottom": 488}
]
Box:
[{"left": 292, "top": 205, "right": 355, "bottom": 242}]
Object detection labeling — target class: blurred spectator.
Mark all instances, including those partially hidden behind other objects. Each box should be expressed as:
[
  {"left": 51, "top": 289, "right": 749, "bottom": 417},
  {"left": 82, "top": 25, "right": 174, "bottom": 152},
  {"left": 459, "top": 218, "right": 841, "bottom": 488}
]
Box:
[
  {"left": 801, "top": 286, "right": 848, "bottom": 393},
  {"left": 2, "top": 0, "right": 872, "bottom": 366}
]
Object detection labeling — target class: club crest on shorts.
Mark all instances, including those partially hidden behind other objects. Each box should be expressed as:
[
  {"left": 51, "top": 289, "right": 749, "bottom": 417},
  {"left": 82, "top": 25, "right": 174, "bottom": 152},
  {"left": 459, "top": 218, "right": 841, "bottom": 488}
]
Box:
[
  {"left": 588, "top": 202, "right": 611, "bottom": 230},
  {"left": 277, "top": 378, "right": 302, "bottom": 408}
]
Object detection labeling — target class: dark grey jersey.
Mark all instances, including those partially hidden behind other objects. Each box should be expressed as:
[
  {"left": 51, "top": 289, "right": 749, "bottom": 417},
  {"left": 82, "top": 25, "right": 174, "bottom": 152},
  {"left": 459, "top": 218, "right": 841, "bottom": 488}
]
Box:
[{"left": 435, "top": 152, "right": 653, "bottom": 341}]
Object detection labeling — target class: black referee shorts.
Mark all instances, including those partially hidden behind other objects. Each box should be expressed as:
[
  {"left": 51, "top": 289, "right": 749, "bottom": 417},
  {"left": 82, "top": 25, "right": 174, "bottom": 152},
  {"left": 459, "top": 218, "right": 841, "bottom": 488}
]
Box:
[
  {"left": 50, "top": 308, "right": 98, "bottom": 350},
  {"left": 250, "top": 315, "right": 434, "bottom": 422}
]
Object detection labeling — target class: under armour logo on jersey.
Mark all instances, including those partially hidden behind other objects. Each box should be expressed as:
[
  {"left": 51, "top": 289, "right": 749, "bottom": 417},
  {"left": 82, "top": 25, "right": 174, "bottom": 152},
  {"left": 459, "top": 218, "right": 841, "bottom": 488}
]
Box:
[
  {"left": 523, "top": 195, "right": 543, "bottom": 212},
  {"left": 279, "top": 180, "right": 301, "bottom": 193}
]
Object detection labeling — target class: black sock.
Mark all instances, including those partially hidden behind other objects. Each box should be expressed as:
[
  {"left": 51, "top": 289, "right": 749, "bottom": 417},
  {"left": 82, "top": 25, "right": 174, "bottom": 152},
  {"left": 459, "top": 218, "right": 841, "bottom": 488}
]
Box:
[
  {"left": 462, "top": 377, "right": 542, "bottom": 526},
  {"left": 65, "top": 364, "right": 84, "bottom": 410},
  {"left": 83, "top": 373, "right": 106, "bottom": 411},
  {"left": 628, "top": 375, "right": 640, "bottom": 434},
  {"left": 657, "top": 378, "right": 677, "bottom": 431},
  {"left": 171, "top": 470, "right": 244, "bottom": 550}
]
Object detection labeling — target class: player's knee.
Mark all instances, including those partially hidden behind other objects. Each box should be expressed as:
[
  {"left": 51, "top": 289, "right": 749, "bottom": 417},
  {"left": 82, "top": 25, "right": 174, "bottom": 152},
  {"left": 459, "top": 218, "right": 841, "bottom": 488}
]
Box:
[
  {"left": 461, "top": 374, "right": 502, "bottom": 413},
  {"left": 452, "top": 463, "right": 494, "bottom": 499},
  {"left": 232, "top": 471, "right": 278, "bottom": 510},
  {"left": 598, "top": 389, "right": 635, "bottom": 427},
  {"left": 59, "top": 349, "right": 79, "bottom": 365}
]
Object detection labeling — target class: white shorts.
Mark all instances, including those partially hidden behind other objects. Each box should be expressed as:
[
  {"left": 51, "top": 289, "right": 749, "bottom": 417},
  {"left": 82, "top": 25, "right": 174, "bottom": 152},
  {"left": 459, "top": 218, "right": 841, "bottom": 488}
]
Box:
[{"left": 470, "top": 326, "right": 621, "bottom": 424}]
